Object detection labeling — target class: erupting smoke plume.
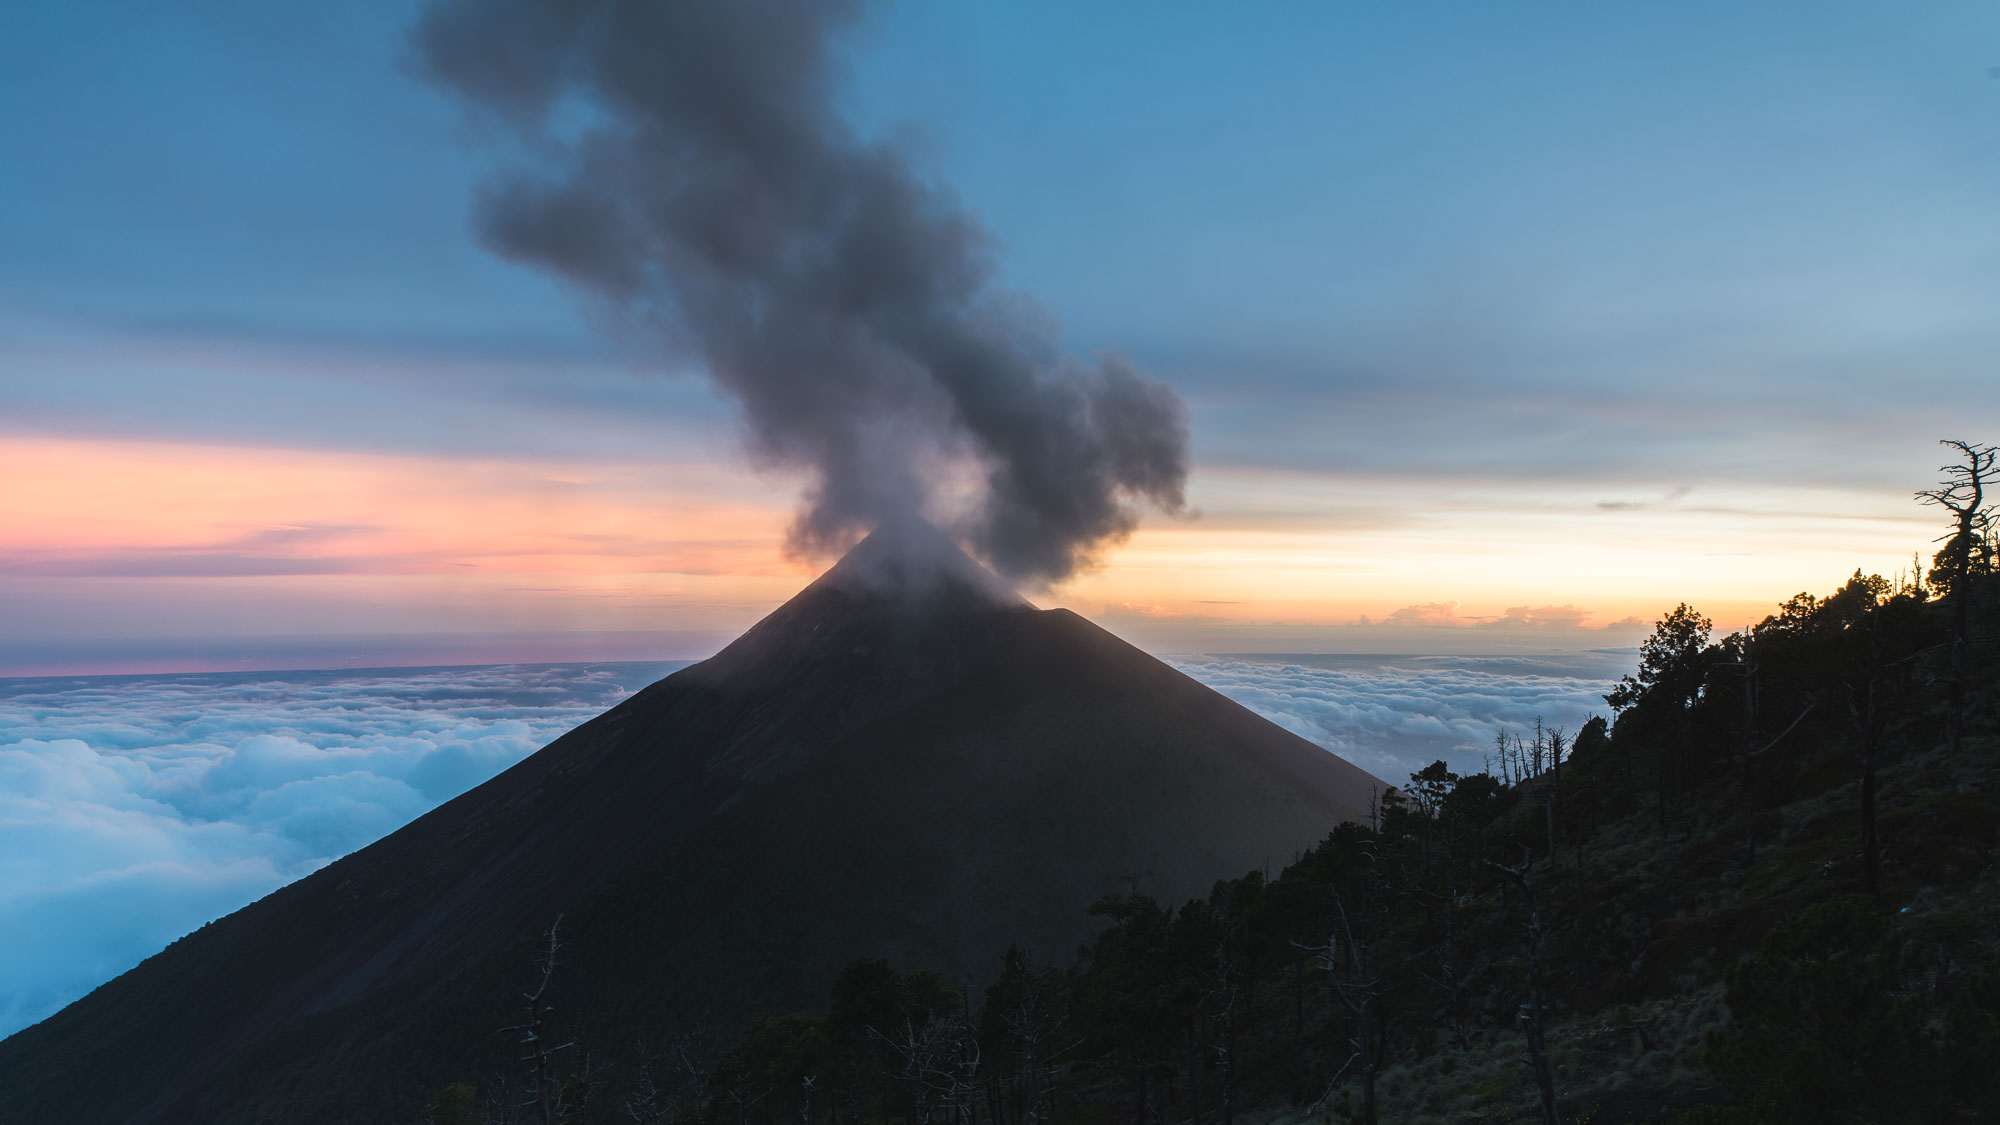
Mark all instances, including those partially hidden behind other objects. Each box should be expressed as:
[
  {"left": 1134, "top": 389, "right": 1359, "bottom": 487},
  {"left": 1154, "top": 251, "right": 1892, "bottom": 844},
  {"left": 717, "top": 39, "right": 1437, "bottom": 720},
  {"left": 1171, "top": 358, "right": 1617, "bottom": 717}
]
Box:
[{"left": 415, "top": 0, "right": 1191, "bottom": 584}]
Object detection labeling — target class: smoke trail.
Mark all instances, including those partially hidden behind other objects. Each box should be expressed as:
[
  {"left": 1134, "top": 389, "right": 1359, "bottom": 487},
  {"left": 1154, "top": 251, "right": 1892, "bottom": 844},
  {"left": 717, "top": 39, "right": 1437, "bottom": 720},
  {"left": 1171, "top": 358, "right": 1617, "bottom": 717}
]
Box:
[{"left": 414, "top": 0, "right": 1190, "bottom": 584}]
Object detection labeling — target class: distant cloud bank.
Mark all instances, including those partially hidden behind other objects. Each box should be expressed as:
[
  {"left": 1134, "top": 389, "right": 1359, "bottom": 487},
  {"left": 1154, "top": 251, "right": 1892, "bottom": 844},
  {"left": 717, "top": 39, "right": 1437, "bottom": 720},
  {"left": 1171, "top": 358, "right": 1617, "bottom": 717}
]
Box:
[
  {"left": 0, "top": 652, "right": 1623, "bottom": 1038},
  {"left": 0, "top": 662, "right": 682, "bottom": 1037},
  {"left": 1362, "top": 602, "right": 1642, "bottom": 630},
  {"left": 1169, "top": 653, "right": 1623, "bottom": 783}
]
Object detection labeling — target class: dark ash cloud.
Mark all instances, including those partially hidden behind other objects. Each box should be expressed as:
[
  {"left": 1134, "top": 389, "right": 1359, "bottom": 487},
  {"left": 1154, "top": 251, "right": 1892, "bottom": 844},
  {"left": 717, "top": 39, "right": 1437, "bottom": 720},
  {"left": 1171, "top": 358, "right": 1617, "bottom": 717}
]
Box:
[{"left": 412, "top": 0, "right": 1190, "bottom": 584}]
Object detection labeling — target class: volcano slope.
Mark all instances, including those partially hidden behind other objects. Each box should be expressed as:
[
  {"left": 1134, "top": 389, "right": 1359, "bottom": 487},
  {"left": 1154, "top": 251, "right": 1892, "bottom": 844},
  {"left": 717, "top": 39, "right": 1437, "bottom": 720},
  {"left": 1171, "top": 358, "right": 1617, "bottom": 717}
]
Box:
[{"left": 0, "top": 525, "right": 1382, "bottom": 1123}]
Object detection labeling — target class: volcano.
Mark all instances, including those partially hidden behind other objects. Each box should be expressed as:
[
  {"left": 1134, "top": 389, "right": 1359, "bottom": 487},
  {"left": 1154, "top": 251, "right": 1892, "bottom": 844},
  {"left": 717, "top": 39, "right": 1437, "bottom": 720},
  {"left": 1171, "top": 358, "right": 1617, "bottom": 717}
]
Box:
[{"left": 0, "top": 524, "right": 1383, "bottom": 1123}]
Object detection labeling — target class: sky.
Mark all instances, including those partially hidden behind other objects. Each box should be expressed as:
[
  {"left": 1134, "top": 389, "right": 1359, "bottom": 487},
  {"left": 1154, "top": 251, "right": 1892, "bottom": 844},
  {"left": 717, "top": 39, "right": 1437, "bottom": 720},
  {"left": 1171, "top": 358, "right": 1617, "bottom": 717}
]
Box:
[
  {"left": 0, "top": 653, "right": 1617, "bottom": 1036},
  {"left": 5, "top": 1, "right": 1999, "bottom": 673}
]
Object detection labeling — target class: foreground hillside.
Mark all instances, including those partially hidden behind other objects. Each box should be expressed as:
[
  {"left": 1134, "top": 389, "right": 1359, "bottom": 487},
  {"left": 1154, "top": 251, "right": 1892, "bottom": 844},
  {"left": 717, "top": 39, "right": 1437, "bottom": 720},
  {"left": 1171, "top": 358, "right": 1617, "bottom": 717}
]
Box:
[{"left": 439, "top": 539, "right": 2000, "bottom": 1122}]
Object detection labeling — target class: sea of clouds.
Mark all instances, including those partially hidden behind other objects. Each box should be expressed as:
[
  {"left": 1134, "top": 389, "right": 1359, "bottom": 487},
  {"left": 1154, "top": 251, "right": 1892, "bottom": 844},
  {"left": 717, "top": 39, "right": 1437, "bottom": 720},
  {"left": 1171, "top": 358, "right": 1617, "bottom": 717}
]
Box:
[
  {"left": 0, "top": 652, "right": 1622, "bottom": 1038},
  {"left": 1170, "top": 652, "right": 1628, "bottom": 783},
  {"left": 0, "top": 662, "right": 685, "bottom": 1037}
]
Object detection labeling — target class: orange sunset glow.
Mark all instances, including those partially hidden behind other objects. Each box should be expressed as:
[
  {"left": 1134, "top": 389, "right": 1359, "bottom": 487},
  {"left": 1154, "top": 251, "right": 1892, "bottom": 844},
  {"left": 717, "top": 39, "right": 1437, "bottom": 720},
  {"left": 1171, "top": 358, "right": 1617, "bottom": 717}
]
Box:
[{"left": 1, "top": 434, "right": 1944, "bottom": 673}]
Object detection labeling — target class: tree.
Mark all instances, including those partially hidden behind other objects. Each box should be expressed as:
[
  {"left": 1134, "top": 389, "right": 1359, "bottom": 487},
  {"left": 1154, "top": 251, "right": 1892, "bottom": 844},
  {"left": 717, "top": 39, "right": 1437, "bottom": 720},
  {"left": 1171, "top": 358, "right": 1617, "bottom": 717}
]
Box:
[
  {"left": 1076, "top": 893, "right": 1180, "bottom": 1125},
  {"left": 1816, "top": 571, "right": 1933, "bottom": 896},
  {"left": 1484, "top": 853, "right": 1559, "bottom": 1125},
  {"left": 1607, "top": 604, "right": 1715, "bottom": 830},
  {"left": 713, "top": 1013, "right": 832, "bottom": 1125},
  {"left": 1407, "top": 762, "right": 1474, "bottom": 1050},
  {"left": 872, "top": 991, "right": 979, "bottom": 1125},
  {"left": 1569, "top": 716, "right": 1609, "bottom": 846},
  {"left": 501, "top": 917, "right": 588, "bottom": 1125},
  {"left": 1842, "top": 601, "right": 1890, "bottom": 896},
  {"left": 980, "top": 946, "right": 1074, "bottom": 1125},
  {"left": 830, "top": 958, "right": 902, "bottom": 1125},
  {"left": 1296, "top": 826, "right": 1391, "bottom": 1125},
  {"left": 1542, "top": 723, "right": 1566, "bottom": 867},
  {"left": 1714, "top": 625, "right": 1819, "bottom": 868},
  {"left": 1915, "top": 438, "right": 1996, "bottom": 755},
  {"left": 1406, "top": 760, "right": 1456, "bottom": 877},
  {"left": 1178, "top": 908, "right": 1245, "bottom": 1125}
]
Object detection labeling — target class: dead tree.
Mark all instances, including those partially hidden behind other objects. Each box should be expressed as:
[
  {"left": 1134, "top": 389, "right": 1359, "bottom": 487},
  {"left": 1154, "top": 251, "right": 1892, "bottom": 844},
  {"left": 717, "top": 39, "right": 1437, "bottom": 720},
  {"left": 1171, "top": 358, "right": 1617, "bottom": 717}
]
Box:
[
  {"left": 625, "top": 1022, "right": 719, "bottom": 1125},
  {"left": 666, "top": 1021, "right": 719, "bottom": 1122},
  {"left": 480, "top": 1070, "right": 517, "bottom": 1125},
  {"left": 1916, "top": 438, "right": 1996, "bottom": 756},
  {"left": 799, "top": 1075, "right": 819, "bottom": 1125},
  {"left": 1191, "top": 935, "right": 1240, "bottom": 1125},
  {"left": 999, "top": 970, "right": 1075, "bottom": 1125},
  {"left": 1299, "top": 846, "right": 1389, "bottom": 1125},
  {"left": 501, "top": 917, "right": 580, "bottom": 1125},
  {"left": 873, "top": 1003, "right": 982, "bottom": 1125},
  {"left": 1543, "top": 725, "right": 1566, "bottom": 868},
  {"left": 719, "top": 1070, "right": 771, "bottom": 1125},
  {"left": 1484, "top": 855, "right": 1559, "bottom": 1125},
  {"left": 1412, "top": 877, "right": 1469, "bottom": 1052},
  {"left": 622, "top": 1048, "right": 663, "bottom": 1125}
]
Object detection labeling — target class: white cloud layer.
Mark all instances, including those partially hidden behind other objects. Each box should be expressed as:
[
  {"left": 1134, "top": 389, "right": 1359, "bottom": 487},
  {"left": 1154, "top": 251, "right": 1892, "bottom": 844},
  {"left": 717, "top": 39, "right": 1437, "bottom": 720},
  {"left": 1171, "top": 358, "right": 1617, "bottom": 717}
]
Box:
[
  {"left": 0, "top": 662, "right": 684, "bottom": 1038},
  {"left": 0, "top": 652, "right": 1628, "bottom": 1039},
  {"left": 1168, "top": 652, "right": 1625, "bottom": 785}
]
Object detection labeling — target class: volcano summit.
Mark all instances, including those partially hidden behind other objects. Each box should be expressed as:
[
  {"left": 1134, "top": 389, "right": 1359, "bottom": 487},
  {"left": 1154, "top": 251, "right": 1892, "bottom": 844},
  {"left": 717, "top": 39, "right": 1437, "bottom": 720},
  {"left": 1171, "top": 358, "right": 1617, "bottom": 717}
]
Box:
[{"left": 0, "top": 525, "right": 1382, "bottom": 1123}]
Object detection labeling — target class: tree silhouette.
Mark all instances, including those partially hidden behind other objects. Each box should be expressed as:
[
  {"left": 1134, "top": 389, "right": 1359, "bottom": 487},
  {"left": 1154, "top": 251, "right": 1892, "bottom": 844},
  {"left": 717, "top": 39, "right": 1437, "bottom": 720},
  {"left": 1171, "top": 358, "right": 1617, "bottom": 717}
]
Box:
[
  {"left": 500, "top": 917, "right": 583, "bottom": 1125},
  {"left": 1915, "top": 438, "right": 1996, "bottom": 755},
  {"left": 1607, "top": 603, "right": 1715, "bottom": 830},
  {"left": 1484, "top": 852, "right": 1559, "bottom": 1125}
]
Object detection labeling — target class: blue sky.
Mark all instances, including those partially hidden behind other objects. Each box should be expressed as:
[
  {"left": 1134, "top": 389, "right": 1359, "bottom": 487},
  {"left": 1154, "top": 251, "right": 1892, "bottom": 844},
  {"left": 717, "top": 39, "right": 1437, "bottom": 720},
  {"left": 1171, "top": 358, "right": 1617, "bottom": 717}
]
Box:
[{"left": 3, "top": 1, "right": 1997, "bottom": 668}]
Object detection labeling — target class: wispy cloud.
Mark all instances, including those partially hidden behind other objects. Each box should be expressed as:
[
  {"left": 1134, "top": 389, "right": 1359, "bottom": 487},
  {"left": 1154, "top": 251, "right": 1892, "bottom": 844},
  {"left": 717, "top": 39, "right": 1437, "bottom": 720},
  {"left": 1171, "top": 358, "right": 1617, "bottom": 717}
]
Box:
[
  {"left": 1381, "top": 601, "right": 1462, "bottom": 625},
  {"left": 1096, "top": 602, "right": 1224, "bottom": 625},
  {"left": 0, "top": 552, "right": 376, "bottom": 578},
  {"left": 1361, "top": 602, "right": 1631, "bottom": 631},
  {"left": 1481, "top": 605, "right": 1591, "bottom": 629},
  {"left": 1598, "top": 485, "right": 1695, "bottom": 512}
]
